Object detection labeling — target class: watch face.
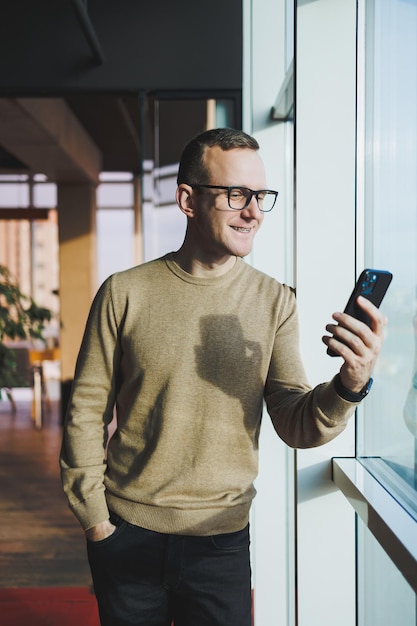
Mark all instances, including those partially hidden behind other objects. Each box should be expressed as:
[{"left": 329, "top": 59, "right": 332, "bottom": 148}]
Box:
[{"left": 362, "top": 377, "right": 373, "bottom": 397}]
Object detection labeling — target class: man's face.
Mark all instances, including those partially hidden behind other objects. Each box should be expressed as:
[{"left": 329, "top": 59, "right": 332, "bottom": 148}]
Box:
[{"left": 189, "top": 146, "right": 267, "bottom": 260}]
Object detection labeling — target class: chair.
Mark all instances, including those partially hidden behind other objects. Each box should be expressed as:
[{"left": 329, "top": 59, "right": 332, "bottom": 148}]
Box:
[{"left": 1, "top": 342, "right": 55, "bottom": 429}]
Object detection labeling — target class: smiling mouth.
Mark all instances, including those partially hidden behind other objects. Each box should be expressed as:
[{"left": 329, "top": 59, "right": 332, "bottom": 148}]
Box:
[{"left": 231, "top": 226, "right": 252, "bottom": 233}]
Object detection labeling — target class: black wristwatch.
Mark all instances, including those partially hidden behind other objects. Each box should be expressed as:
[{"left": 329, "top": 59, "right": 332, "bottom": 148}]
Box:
[{"left": 334, "top": 373, "right": 373, "bottom": 402}]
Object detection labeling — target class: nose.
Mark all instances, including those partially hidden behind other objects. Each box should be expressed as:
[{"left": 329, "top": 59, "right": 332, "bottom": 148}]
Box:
[{"left": 240, "top": 194, "right": 262, "bottom": 219}]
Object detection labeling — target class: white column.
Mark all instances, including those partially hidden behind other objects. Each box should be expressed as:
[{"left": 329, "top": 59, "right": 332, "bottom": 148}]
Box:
[{"left": 295, "top": 1, "right": 357, "bottom": 625}]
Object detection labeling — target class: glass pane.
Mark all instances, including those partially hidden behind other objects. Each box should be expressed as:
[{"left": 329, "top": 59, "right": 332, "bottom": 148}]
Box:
[
  {"left": 0, "top": 183, "right": 29, "bottom": 207},
  {"left": 33, "top": 183, "right": 57, "bottom": 207},
  {"left": 97, "top": 182, "right": 133, "bottom": 208},
  {"left": 96, "top": 208, "right": 134, "bottom": 284},
  {"left": 358, "top": 0, "right": 417, "bottom": 514},
  {"left": 143, "top": 201, "right": 186, "bottom": 262},
  {"left": 357, "top": 518, "right": 416, "bottom": 626}
]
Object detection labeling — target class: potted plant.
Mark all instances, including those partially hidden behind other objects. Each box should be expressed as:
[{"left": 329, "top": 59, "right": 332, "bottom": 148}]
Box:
[{"left": 0, "top": 264, "right": 53, "bottom": 405}]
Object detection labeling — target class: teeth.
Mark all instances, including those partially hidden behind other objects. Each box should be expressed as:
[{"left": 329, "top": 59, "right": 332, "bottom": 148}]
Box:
[{"left": 232, "top": 226, "right": 251, "bottom": 232}]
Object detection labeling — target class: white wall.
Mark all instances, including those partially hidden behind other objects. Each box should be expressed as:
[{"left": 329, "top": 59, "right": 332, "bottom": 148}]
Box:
[
  {"left": 243, "top": 0, "right": 358, "bottom": 624},
  {"left": 243, "top": 1, "right": 296, "bottom": 624},
  {"left": 295, "top": 2, "right": 357, "bottom": 623}
]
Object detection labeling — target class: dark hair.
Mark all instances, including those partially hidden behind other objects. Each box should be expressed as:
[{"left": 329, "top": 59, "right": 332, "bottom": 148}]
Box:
[{"left": 177, "top": 128, "right": 260, "bottom": 185}]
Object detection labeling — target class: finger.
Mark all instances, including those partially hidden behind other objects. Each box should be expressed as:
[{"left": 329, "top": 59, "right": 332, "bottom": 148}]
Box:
[
  {"left": 322, "top": 334, "right": 345, "bottom": 358},
  {"left": 355, "top": 296, "right": 387, "bottom": 332},
  {"left": 327, "top": 317, "right": 373, "bottom": 353},
  {"left": 332, "top": 331, "right": 367, "bottom": 356},
  {"left": 330, "top": 315, "right": 384, "bottom": 359},
  {"left": 332, "top": 305, "right": 386, "bottom": 346}
]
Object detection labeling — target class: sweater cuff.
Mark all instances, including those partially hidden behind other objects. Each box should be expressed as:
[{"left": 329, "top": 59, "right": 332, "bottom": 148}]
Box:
[
  {"left": 70, "top": 493, "right": 110, "bottom": 531},
  {"left": 315, "top": 377, "right": 359, "bottom": 422}
]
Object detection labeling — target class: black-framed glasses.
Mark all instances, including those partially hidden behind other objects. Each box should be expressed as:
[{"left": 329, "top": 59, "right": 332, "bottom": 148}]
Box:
[{"left": 190, "top": 184, "right": 278, "bottom": 213}]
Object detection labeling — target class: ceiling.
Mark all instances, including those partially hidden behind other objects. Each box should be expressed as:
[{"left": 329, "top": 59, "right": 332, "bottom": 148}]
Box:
[
  {"left": 0, "top": 94, "right": 218, "bottom": 182},
  {"left": 65, "top": 94, "right": 143, "bottom": 174},
  {"left": 0, "top": 1, "right": 241, "bottom": 183}
]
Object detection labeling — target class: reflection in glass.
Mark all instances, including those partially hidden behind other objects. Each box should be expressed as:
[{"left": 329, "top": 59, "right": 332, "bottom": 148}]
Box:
[
  {"left": 358, "top": 0, "right": 417, "bottom": 505},
  {"left": 357, "top": 519, "right": 416, "bottom": 626}
]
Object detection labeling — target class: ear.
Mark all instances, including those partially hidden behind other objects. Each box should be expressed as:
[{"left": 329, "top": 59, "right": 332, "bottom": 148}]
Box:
[{"left": 176, "top": 184, "right": 196, "bottom": 218}]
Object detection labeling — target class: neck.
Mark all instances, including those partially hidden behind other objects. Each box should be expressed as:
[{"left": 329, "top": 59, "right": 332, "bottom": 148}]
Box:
[{"left": 172, "top": 244, "right": 237, "bottom": 278}]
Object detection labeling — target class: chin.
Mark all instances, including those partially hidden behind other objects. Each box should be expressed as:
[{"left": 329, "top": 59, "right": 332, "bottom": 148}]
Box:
[{"left": 230, "top": 246, "right": 253, "bottom": 258}]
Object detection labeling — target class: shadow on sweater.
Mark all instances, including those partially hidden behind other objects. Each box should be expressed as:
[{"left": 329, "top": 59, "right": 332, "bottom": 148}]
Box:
[{"left": 195, "top": 314, "right": 264, "bottom": 443}]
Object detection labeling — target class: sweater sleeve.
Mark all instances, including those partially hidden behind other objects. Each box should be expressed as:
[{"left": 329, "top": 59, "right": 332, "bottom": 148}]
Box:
[
  {"left": 264, "top": 288, "right": 357, "bottom": 448},
  {"left": 59, "top": 276, "right": 121, "bottom": 530}
]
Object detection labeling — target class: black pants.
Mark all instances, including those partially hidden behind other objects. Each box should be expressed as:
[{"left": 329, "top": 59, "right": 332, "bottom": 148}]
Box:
[{"left": 87, "top": 515, "right": 252, "bottom": 626}]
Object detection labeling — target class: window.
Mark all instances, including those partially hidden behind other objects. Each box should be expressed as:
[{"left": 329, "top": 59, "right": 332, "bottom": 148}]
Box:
[
  {"left": 333, "top": 0, "right": 417, "bottom": 620},
  {"left": 96, "top": 175, "right": 135, "bottom": 284},
  {"left": 357, "top": 0, "right": 417, "bottom": 518},
  {"left": 355, "top": 0, "right": 417, "bottom": 620},
  {"left": 357, "top": 519, "right": 416, "bottom": 626}
]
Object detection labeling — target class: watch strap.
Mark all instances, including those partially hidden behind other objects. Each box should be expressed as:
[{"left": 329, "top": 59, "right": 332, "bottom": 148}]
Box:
[{"left": 334, "top": 373, "right": 373, "bottom": 402}]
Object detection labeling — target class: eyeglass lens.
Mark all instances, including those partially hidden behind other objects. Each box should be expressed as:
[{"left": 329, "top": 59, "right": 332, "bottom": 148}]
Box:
[{"left": 228, "top": 187, "right": 277, "bottom": 212}]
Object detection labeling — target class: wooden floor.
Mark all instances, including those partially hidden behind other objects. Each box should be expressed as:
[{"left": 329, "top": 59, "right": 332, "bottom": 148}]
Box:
[{"left": 0, "top": 385, "right": 92, "bottom": 588}]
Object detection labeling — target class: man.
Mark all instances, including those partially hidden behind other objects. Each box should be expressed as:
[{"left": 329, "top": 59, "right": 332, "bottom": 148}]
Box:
[{"left": 60, "top": 128, "right": 385, "bottom": 626}]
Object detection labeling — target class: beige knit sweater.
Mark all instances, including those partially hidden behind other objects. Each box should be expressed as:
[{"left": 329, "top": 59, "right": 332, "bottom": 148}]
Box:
[{"left": 60, "top": 254, "right": 356, "bottom": 535}]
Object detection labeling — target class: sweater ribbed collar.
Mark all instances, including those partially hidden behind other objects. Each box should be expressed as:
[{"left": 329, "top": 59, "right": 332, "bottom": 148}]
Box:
[{"left": 164, "top": 253, "right": 245, "bottom": 286}]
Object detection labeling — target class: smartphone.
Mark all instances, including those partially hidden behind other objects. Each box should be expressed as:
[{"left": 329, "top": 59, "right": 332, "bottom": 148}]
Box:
[{"left": 327, "top": 269, "right": 393, "bottom": 356}]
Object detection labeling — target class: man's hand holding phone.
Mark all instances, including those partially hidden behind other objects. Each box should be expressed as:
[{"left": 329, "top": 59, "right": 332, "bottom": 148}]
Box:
[
  {"left": 322, "top": 269, "right": 391, "bottom": 398},
  {"left": 322, "top": 295, "right": 387, "bottom": 394}
]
